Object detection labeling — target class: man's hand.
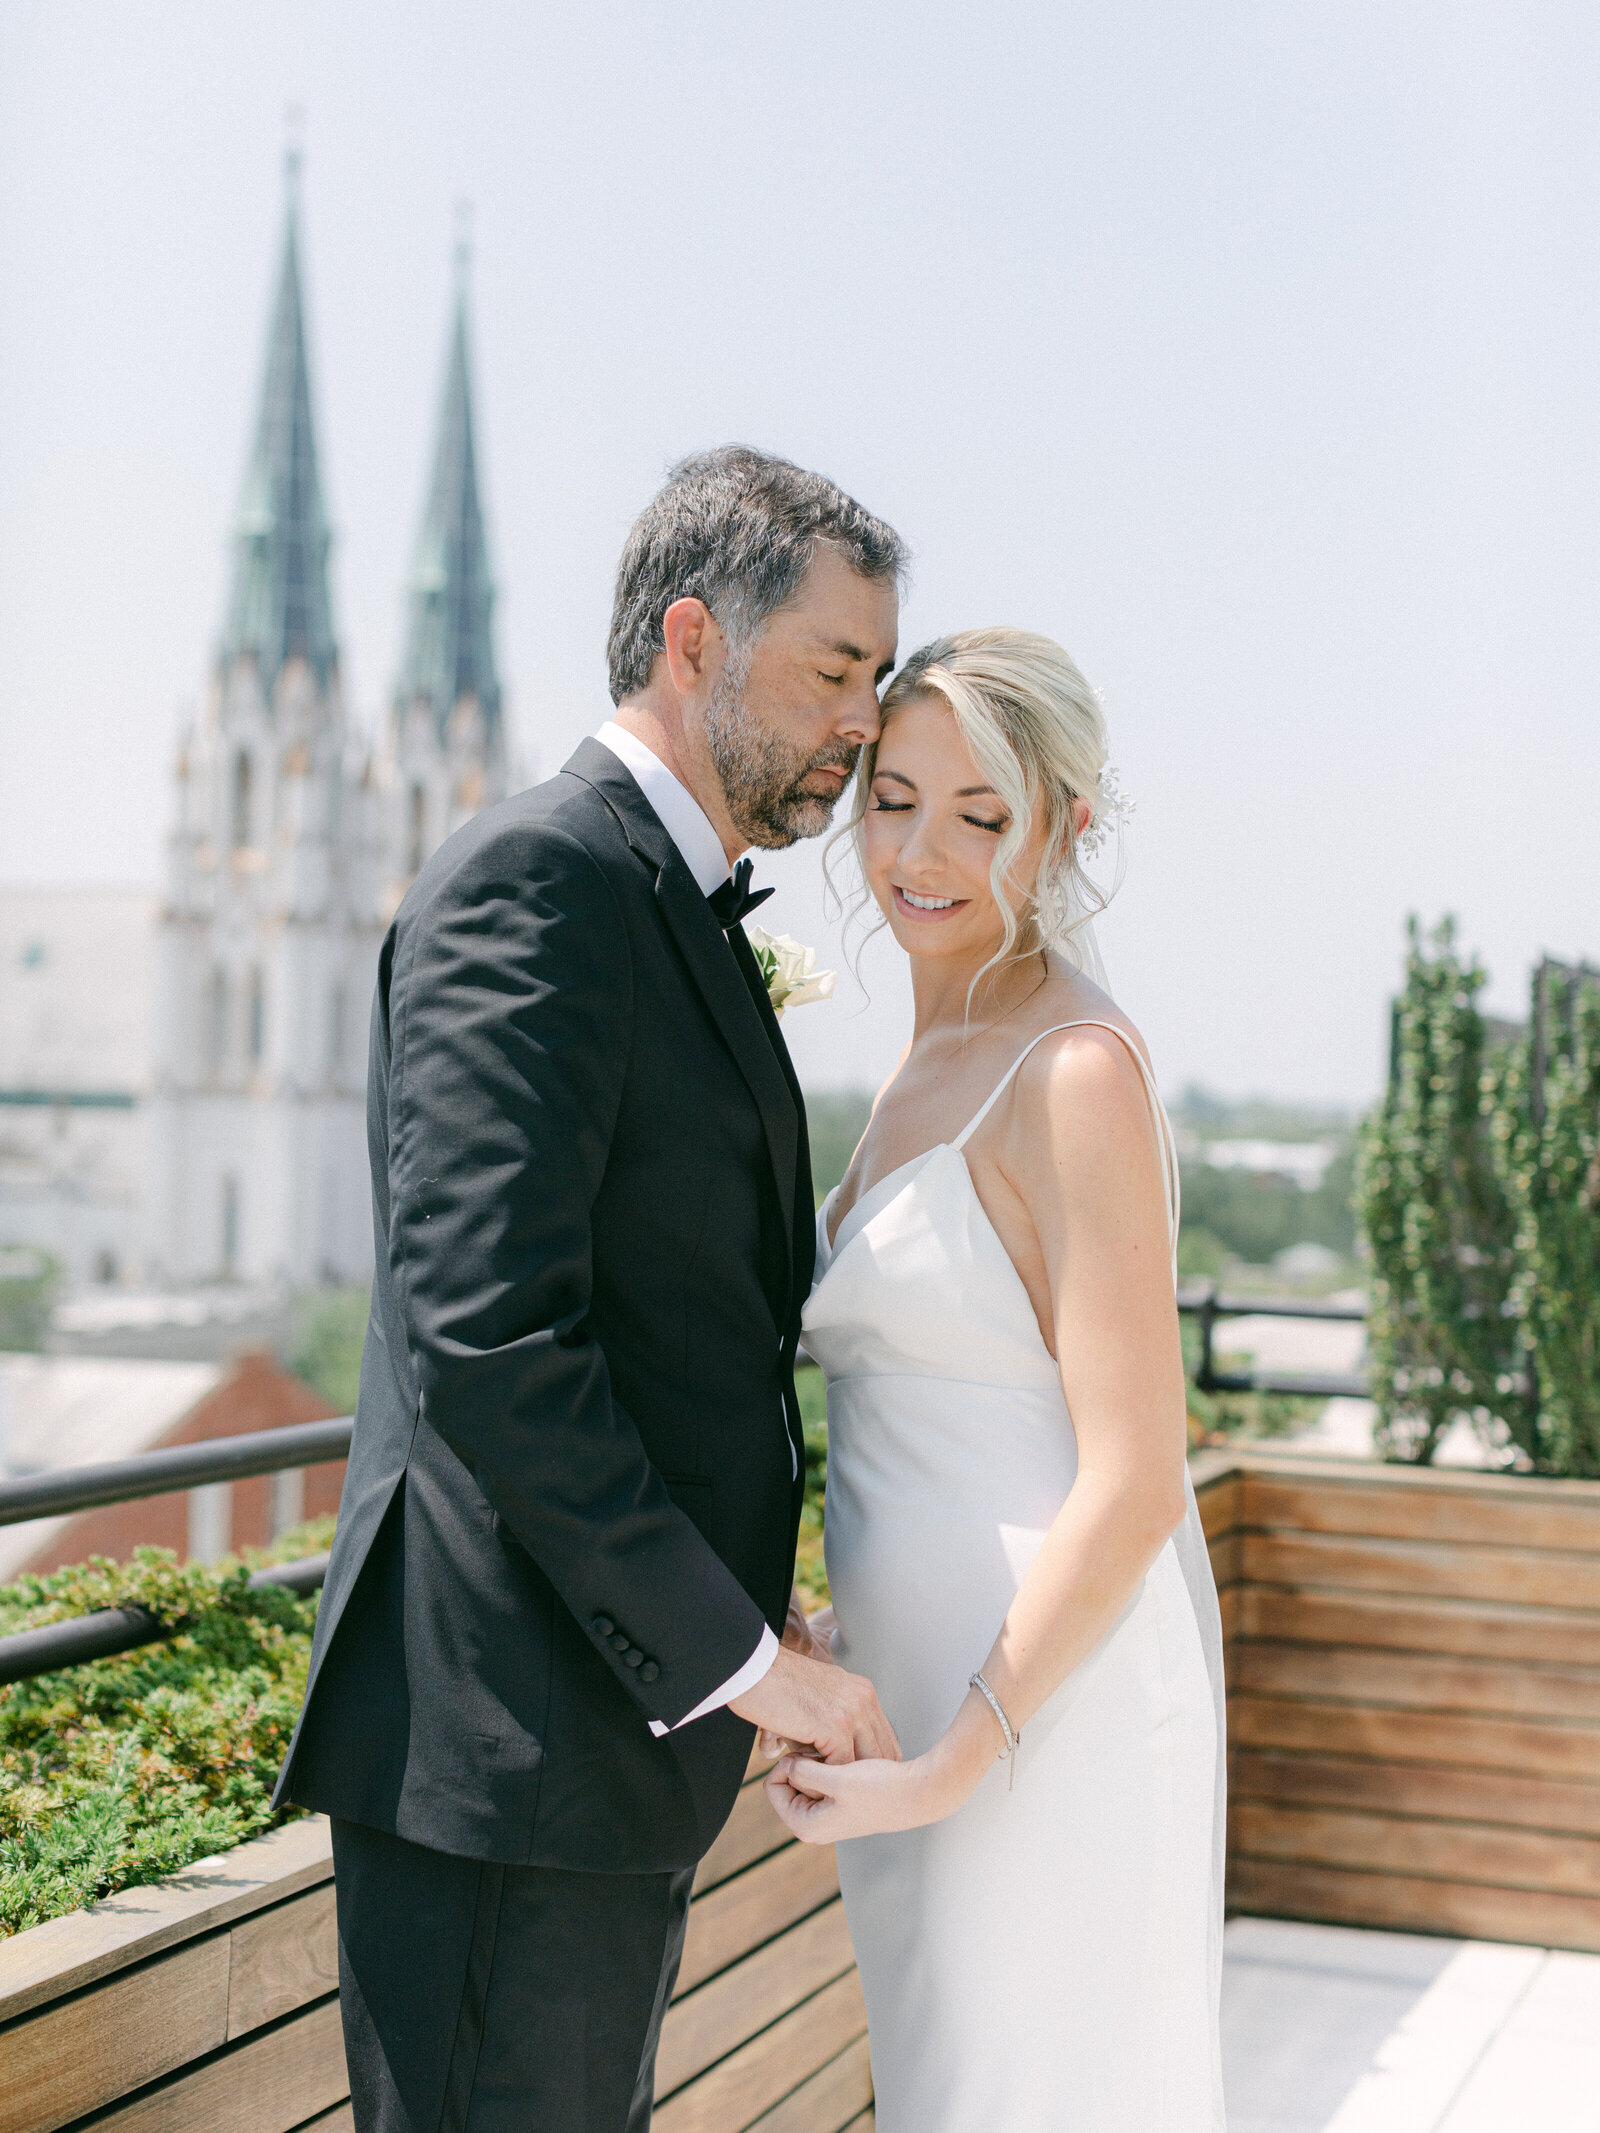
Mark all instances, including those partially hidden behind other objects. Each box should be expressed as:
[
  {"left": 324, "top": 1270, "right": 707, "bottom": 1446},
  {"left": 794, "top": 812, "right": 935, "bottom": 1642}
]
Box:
[{"left": 730, "top": 1645, "right": 899, "bottom": 1765}]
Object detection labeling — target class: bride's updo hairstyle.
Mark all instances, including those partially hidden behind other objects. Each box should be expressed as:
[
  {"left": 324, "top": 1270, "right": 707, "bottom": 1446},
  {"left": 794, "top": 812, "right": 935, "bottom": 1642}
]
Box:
[{"left": 845, "top": 626, "right": 1114, "bottom": 982}]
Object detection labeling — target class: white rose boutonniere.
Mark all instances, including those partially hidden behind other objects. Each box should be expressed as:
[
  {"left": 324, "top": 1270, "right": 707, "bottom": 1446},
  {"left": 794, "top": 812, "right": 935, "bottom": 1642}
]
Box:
[{"left": 746, "top": 926, "right": 837, "bottom": 1020}]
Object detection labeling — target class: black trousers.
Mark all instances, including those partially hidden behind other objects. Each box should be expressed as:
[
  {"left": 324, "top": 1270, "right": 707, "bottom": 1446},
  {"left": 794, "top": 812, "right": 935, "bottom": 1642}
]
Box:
[{"left": 331, "top": 1820, "right": 694, "bottom": 2133}]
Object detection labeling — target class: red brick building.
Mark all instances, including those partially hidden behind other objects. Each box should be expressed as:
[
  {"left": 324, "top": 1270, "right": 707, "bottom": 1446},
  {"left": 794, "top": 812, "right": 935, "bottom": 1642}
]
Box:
[{"left": 1, "top": 1350, "right": 345, "bottom": 1581}]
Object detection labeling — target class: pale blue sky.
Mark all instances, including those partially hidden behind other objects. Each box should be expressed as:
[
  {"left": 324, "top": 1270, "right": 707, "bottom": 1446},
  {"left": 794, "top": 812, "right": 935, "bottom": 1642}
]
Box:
[{"left": 2, "top": 2, "right": 1595, "bottom": 1100}]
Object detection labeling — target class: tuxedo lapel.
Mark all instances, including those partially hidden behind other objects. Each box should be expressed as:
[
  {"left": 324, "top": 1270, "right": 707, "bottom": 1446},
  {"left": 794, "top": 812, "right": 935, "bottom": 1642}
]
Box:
[
  {"left": 726, "top": 923, "right": 816, "bottom": 1307},
  {"left": 654, "top": 868, "right": 800, "bottom": 1258},
  {"left": 565, "top": 740, "right": 799, "bottom": 1275}
]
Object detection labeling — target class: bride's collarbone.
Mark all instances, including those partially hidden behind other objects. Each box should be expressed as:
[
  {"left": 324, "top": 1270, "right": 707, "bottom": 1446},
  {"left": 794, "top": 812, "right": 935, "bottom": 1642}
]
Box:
[{"left": 850, "top": 1005, "right": 1127, "bottom": 1196}]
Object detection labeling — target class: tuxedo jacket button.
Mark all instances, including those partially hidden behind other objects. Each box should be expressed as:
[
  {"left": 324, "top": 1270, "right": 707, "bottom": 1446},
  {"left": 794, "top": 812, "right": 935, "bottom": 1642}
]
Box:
[
  {"left": 593, "top": 1617, "right": 614, "bottom": 1638},
  {"left": 639, "top": 1661, "right": 660, "bottom": 1682},
  {"left": 623, "top": 1648, "right": 644, "bottom": 1668},
  {"left": 610, "top": 1632, "right": 630, "bottom": 1652}
]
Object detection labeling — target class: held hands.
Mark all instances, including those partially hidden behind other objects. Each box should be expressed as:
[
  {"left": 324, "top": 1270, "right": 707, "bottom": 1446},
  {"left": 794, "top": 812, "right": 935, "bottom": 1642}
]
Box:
[
  {"left": 729, "top": 1642, "right": 899, "bottom": 1766},
  {"left": 764, "top": 1684, "right": 1009, "bottom": 1843},
  {"left": 755, "top": 1601, "right": 844, "bottom": 1761},
  {"left": 766, "top": 1750, "right": 946, "bottom": 1843}
]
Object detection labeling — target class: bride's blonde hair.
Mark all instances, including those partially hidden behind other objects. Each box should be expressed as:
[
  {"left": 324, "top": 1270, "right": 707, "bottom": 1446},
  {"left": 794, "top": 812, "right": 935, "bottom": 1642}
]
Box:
[{"left": 835, "top": 627, "right": 1115, "bottom": 990}]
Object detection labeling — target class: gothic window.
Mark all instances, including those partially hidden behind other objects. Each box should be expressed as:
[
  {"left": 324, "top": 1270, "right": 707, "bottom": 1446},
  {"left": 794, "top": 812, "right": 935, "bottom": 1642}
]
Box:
[
  {"left": 408, "top": 783, "right": 427, "bottom": 877},
  {"left": 207, "top": 967, "right": 229, "bottom": 1077},
  {"left": 231, "top": 750, "right": 254, "bottom": 849},
  {"left": 247, "top": 968, "right": 265, "bottom": 1064}
]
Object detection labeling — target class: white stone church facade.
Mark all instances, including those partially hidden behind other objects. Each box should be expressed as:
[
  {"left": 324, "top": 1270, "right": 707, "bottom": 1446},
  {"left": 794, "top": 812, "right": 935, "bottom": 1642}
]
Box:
[{"left": 0, "top": 170, "right": 510, "bottom": 1291}]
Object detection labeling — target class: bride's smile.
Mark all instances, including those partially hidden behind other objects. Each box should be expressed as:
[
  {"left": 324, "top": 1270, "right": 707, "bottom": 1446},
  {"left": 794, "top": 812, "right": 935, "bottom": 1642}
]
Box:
[
  {"left": 860, "top": 686, "right": 1091, "bottom": 972},
  {"left": 891, "top": 885, "right": 964, "bottom": 918}
]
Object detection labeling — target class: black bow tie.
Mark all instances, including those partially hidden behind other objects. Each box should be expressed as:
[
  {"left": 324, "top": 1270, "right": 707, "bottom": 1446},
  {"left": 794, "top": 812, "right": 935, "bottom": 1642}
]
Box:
[{"left": 707, "top": 857, "right": 775, "bottom": 932}]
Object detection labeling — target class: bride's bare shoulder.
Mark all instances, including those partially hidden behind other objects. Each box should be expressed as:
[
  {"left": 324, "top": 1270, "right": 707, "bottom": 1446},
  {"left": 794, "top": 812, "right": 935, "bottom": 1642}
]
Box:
[{"left": 1007, "top": 990, "right": 1158, "bottom": 1152}]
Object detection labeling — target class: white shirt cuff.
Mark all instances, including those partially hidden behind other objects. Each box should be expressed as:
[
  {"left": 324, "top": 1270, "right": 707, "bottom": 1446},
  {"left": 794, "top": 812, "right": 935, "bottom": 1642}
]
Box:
[{"left": 646, "top": 1623, "right": 780, "bottom": 1737}]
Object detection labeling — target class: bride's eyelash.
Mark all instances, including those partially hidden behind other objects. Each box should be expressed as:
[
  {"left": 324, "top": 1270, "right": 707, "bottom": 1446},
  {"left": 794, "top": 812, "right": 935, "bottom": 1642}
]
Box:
[{"left": 871, "top": 794, "right": 1007, "bottom": 833}]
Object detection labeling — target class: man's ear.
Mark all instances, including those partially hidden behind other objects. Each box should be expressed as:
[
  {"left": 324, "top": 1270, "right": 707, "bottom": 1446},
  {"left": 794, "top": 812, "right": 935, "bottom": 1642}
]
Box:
[{"left": 662, "top": 596, "right": 719, "bottom": 694}]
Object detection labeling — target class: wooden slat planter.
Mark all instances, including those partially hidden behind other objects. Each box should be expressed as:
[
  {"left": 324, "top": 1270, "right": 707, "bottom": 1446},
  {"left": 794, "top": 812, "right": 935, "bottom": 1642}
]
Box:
[
  {"left": 8, "top": 1445, "right": 1597, "bottom": 2130},
  {"left": 0, "top": 1817, "right": 343, "bottom": 2133},
  {"left": 1194, "top": 1447, "right": 1600, "bottom": 1953},
  {"left": 0, "top": 1756, "right": 871, "bottom": 2133}
]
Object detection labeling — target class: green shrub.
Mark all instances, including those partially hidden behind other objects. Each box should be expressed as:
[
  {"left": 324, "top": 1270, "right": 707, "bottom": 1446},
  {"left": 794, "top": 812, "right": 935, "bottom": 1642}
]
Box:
[
  {"left": 1176, "top": 1227, "right": 1229, "bottom": 1282},
  {"left": 1356, "top": 918, "right": 1527, "bottom": 1464},
  {"left": 794, "top": 1365, "right": 830, "bottom": 1606},
  {"left": 289, "top": 1286, "right": 370, "bottom": 1413},
  {"left": 805, "top": 1090, "right": 874, "bottom": 1204},
  {"left": 0, "top": 1247, "right": 61, "bottom": 1353},
  {"left": 0, "top": 1527, "right": 330, "bottom": 1939},
  {"left": 1493, "top": 967, "right": 1600, "bottom": 1475}
]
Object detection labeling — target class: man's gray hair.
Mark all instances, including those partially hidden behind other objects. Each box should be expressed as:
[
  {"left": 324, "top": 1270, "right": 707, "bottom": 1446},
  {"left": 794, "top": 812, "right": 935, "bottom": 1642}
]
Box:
[{"left": 607, "top": 446, "right": 908, "bottom": 704}]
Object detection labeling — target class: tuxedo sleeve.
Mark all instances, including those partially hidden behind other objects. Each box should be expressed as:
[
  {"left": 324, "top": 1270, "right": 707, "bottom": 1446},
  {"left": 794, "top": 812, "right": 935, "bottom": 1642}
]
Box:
[{"left": 385, "top": 822, "right": 770, "bottom": 1729}]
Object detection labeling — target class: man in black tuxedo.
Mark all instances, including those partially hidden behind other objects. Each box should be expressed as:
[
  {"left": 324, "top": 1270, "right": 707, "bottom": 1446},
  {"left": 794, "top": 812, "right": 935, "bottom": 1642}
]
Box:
[{"left": 276, "top": 448, "right": 906, "bottom": 2130}]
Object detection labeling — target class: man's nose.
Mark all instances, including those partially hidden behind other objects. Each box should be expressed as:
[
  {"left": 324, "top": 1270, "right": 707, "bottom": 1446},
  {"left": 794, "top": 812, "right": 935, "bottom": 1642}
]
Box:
[{"left": 836, "top": 678, "right": 882, "bottom": 746}]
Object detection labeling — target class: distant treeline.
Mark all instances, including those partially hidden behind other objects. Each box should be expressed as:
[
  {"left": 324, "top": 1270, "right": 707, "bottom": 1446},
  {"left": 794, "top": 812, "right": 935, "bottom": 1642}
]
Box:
[
  {"left": 1177, "top": 1148, "right": 1357, "bottom": 1274},
  {"left": 804, "top": 1083, "right": 1358, "bottom": 1272},
  {"left": 806, "top": 1090, "right": 876, "bottom": 1201}
]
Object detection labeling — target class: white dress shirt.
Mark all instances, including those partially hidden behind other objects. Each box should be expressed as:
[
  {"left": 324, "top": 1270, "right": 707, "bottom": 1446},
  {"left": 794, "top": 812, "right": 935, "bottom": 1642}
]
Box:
[
  {"left": 594, "top": 721, "right": 731, "bottom": 896},
  {"left": 593, "top": 721, "right": 782, "bottom": 1732}
]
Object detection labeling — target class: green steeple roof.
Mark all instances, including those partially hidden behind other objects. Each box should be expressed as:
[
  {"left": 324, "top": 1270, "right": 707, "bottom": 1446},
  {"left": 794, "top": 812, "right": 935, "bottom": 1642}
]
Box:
[
  {"left": 222, "top": 163, "right": 337, "bottom": 694},
  {"left": 398, "top": 264, "right": 501, "bottom": 740}
]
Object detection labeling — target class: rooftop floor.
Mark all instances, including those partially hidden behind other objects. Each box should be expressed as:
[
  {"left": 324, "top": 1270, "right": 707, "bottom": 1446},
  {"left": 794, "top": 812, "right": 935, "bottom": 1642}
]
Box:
[{"left": 1223, "top": 1917, "right": 1600, "bottom": 2132}]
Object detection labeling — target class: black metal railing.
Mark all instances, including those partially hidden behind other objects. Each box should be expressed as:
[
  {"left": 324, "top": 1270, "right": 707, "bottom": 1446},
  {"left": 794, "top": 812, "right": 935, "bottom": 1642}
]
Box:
[
  {"left": 0, "top": 1551, "right": 331, "bottom": 1686},
  {"left": 0, "top": 1417, "right": 353, "bottom": 1527},
  {"left": 0, "top": 1417, "right": 350, "bottom": 1687},
  {"left": 1177, "top": 1283, "right": 1369, "bottom": 1400},
  {"left": 0, "top": 1284, "right": 1375, "bottom": 1689}
]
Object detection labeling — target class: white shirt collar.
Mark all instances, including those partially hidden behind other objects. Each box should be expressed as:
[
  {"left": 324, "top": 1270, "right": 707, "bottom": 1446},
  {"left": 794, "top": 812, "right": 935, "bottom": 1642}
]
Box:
[{"left": 594, "top": 720, "right": 735, "bottom": 898}]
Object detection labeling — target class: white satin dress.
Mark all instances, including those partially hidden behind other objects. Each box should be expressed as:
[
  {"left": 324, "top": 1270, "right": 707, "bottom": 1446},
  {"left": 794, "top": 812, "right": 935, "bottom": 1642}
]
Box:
[{"left": 803, "top": 1022, "right": 1227, "bottom": 2132}]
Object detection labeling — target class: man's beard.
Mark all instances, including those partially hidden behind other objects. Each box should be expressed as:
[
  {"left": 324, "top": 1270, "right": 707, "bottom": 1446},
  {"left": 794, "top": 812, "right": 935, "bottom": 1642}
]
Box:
[{"left": 703, "top": 653, "right": 859, "bottom": 849}]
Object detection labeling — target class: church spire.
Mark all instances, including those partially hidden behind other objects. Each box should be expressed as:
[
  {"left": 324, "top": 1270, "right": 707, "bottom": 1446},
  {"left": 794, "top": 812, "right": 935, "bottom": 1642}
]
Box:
[
  {"left": 398, "top": 225, "right": 501, "bottom": 743},
  {"left": 222, "top": 153, "right": 337, "bottom": 695}
]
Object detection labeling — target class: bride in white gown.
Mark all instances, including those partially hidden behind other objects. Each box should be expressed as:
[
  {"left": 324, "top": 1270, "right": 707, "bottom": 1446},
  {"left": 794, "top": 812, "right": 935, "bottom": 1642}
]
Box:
[{"left": 767, "top": 629, "right": 1227, "bottom": 2130}]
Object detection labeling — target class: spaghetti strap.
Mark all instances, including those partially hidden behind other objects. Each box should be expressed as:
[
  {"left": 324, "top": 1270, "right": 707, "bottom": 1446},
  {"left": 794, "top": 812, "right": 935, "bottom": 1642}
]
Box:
[{"left": 951, "top": 1019, "right": 1181, "bottom": 1245}]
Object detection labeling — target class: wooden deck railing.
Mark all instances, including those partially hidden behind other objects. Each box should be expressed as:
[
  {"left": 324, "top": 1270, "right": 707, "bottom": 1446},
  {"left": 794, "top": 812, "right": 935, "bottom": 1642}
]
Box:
[{"left": 1195, "top": 1448, "right": 1600, "bottom": 1954}]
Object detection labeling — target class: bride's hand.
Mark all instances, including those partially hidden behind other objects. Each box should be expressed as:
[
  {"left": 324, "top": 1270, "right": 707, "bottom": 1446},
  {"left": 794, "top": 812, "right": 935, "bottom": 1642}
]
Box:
[
  {"left": 766, "top": 1685, "right": 1010, "bottom": 1836},
  {"left": 765, "top": 1751, "right": 947, "bottom": 1843}
]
